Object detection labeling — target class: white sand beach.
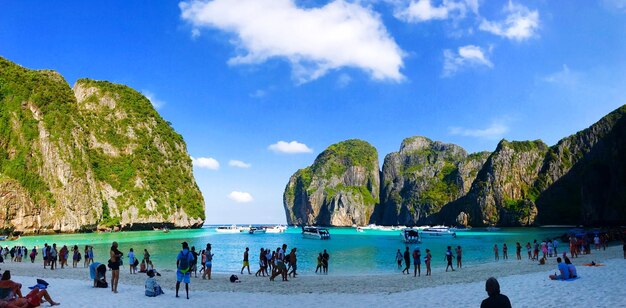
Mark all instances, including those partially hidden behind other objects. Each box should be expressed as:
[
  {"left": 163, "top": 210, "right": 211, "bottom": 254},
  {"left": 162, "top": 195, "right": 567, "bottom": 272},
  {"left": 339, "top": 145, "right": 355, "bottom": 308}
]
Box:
[{"left": 2, "top": 245, "right": 624, "bottom": 307}]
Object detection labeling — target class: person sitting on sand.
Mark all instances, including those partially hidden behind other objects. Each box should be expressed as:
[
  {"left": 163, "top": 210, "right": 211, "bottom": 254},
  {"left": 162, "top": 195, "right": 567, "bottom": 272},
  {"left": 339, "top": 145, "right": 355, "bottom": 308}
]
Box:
[
  {"left": 539, "top": 257, "right": 546, "bottom": 265},
  {"left": 480, "top": 277, "right": 511, "bottom": 308},
  {"left": 564, "top": 257, "right": 577, "bottom": 278},
  {"left": 145, "top": 269, "right": 164, "bottom": 297},
  {"left": 139, "top": 260, "right": 147, "bottom": 273},
  {"left": 549, "top": 257, "right": 570, "bottom": 280},
  {"left": 0, "top": 270, "right": 60, "bottom": 307}
]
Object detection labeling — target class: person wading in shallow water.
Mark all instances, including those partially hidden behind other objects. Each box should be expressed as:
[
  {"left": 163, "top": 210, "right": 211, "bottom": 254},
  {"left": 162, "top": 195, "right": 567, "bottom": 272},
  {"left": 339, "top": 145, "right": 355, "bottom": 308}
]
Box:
[{"left": 402, "top": 247, "right": 411, "bottom": 274}]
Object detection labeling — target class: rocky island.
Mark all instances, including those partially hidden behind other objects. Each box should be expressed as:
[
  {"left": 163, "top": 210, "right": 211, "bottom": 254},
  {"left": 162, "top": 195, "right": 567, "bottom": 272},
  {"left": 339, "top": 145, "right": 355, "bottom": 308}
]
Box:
[
  {"left": 285, "top": 105, "right": 626, "bottom": 227},
  {"left": 0, "top": 57, "right": 205, "bottom": 234}
]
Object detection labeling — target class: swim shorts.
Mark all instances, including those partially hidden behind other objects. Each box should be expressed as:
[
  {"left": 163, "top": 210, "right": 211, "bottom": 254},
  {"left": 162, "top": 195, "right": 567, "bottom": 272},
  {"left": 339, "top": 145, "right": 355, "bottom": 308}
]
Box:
[{"left": 177, "top": 270, "right": 191, "bottom": 283}]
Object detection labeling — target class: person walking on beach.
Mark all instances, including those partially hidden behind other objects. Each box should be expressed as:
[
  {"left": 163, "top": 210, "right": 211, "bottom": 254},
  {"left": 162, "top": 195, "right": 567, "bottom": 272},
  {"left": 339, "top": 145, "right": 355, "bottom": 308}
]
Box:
[
  {"left": 288, "top": 248, "right": 298, "bottom": 278},
  {"left": 59, "top": 245, "right": 68, "bottom": 269},
  {"left": 425, "top": 249, "right": 432, "bottom": 276},
  {"left": 175, "top": 241, "right": 194, "bottom": 299},
  {"left": 515, "top": 242, "right": 521, "bottom": 260},
  {"left": 110, "top": 241, "right": 123, "bottom": 293},
  {"left": 241, "top": 247, "right": 251, "bottom": 275},
  {"left": 493, "top": 244, "right": 499, "bottom": 261},
  {"left": 322, "top": 249, "right": 330, "bottom": 274},
  {"left": 480, "top": 277, "right": 511, "bottom": 308},
  {"left": 502, "top": 243, "right": 508, "bottom": 260},
  {"left": 29, "top": 247, "right": 37, "bottom": 264},
  {"left": 143, "top": 249, "right": 151, "bottom": 264},
  {"left": 129, "top": 248, "right": 136, "bottom": 274},
  {"left": 413, "top": 248, "right": 421, "bottom": 277},
  {"left": 445, "top": 246, "right": 455, "bottom": 272},
  {"left": 456, "top": 246, "right": 462, "bottom": 269},
  {"left": 402, "top": 247, "right": 411, "bottom": 274},
  {"left": 256, "top": 248, "right": 267, "bottom": 277},
  {"left": 395, "top": 249, "right": 403, "bottom": 269},
  {"left": 202, "top": 243, "right": 213, "bottom": 280}
]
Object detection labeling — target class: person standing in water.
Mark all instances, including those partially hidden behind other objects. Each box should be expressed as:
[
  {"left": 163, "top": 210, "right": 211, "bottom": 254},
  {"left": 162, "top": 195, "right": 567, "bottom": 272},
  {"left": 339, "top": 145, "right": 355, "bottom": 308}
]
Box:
[
  {"left": 502, "top": 243, "right": 508, "bottom": 260},
  {"left": 402, "top": 247, "right": 411, "bottom": 274},
  {"left": 413, "top": 248, "right": 421, "bottom": 277},
  {"left": 515, "top": 243, "right": 522, "bottom": 260},
  {"left": 456, "top": 246, "right": 463, "bottom": 269},
  {"left": 395, "top": 249, "right": 403, "bottom": 269},
  {"left": 109, "top": 241, "right": 123, "bottom": 293},
  {"left": 425, "top": 249, "right": 432, "bottom": 276},
  {"left": 322, "top": 249, "right": 330, "bottom": 274},
  {"left": 493, "top": 244, "right": 499, "bottom": 261},
  {"left": 241, "top": 247, "right": 251, "bottom": 275},
  {"left": 445, "top": 246, "right": 455, "bottom": 272}
]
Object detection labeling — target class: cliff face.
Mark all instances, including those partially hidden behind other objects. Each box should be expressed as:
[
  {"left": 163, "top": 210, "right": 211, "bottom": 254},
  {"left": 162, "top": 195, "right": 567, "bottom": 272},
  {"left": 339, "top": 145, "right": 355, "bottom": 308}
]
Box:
[
  {"left": 372, "top": 136, "right": 488, "bottom": 226},
  {"left": 0, "top": 57, "right": 205, "bottom": 233},
  {"left": 458, "top": 140, "right": 548, "bottom": 226},
  {"left": 284, "top": 104, "right": 626, "bottom": 227},
  {"left": 534, "top": 105, "right": 626, "bottom": 225},
  {"left": 283, "top": 139, "right": 379, "bottom": 226}
]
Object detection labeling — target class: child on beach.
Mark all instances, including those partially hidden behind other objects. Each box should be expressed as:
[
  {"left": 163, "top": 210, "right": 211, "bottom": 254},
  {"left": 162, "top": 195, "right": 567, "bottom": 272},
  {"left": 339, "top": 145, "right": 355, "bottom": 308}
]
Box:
[{"left": 425, "top": 249, "right": 431, "bottom": 276}]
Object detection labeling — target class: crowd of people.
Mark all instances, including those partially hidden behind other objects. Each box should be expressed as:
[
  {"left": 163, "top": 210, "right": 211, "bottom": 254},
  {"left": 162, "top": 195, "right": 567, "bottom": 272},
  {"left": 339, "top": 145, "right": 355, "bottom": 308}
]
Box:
[{"left": 395, "top": 245, "right": 463, "bottom": 277}]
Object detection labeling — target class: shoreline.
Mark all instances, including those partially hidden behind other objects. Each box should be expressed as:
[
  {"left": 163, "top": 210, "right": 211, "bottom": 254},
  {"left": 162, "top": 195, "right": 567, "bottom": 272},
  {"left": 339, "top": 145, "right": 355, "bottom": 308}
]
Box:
[{"left": 2, "top": 245, "right": 622, "bottom": 295}]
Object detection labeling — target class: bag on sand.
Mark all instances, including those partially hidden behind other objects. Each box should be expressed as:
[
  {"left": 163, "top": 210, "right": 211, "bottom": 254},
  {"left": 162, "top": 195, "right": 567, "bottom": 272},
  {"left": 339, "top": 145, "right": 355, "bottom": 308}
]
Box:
[
  {"left": 96, "top": 279, "right": 108, "bottom": 288},
  {"left": 229, "top": 275, "right": 240, "bottom": 283}
]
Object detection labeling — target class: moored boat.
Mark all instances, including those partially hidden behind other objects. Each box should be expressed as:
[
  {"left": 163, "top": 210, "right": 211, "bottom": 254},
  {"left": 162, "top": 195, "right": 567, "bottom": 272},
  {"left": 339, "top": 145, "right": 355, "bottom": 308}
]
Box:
[
  {"left": 215, "top": 225, "right": 241, "bottom": 233},
  {"left": 264, "top": 225, "right": 287, "bottom": 233},
  {"left": 486, "top": 226, "right": 500, "bottom": 232},
  {"left": 400, "top": 228, "right": 421, "bottom": 243},
  {"left": 248, "top": 227, "right": 266, "bottom": 234},
  {"left": 420, "top": 227, "right": 457, "bottom": 238},
  {"left": 302, "top": 226, "right": 331, "bottom": 240}
]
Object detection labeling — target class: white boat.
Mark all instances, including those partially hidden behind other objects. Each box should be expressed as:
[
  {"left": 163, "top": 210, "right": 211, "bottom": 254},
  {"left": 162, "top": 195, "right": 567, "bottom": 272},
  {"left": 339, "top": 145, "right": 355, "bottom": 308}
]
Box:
[
  {"left": 450, "top": 226, "right": 471, "bottom": 232},
  {"left": 400, "top": 228, "right": 421, "bottom": 243},
  {"left": 248, "top": 227, "right": 266, "bottom": 234},
  {"left": 264, "top": 225, "right": 287, "bottom": 233},
  {"left": 420, "top": 227, "right": 457, "bottom": 238},
  {"left": 356, "top": 227, "right": 364, "bottom": 232},
  {"left": 486, "top": 226, "right": 500, "bottom": 232},
  {"left": 302, "top": 226, "right": 331, "bottom": 240},
  {"left": 215, "top": 225, "right": 241, "bottom": 233}
]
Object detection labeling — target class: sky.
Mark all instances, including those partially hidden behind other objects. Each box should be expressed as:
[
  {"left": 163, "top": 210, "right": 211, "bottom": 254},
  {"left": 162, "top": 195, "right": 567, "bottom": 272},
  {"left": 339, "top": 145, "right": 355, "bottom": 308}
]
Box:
[{"left": 1, "top": 0, "right": 626, "bottom": 224}]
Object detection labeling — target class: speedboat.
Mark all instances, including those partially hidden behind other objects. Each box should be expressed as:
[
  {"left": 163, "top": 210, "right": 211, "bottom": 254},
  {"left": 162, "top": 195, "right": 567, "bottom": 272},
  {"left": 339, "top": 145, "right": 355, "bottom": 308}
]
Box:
[
  {"left": 450, "top": 226, "right": 471, "bottom": 232},
  {"left": 248, "top": 227, "right": 266, "bottom": 234},
  {"left": 400, "top": 228, "right": 421, "bottom": 243},
  {"left": 215, "top": 225, "right": 241, "bottom": 233},
  {"left": 420, "top": 227, "right": 456, "bottom": 238},
  {"left": 356, "top": 227, "right": 364, "bottom": 232},
  {"left": 264, "top": 225, "right": 287, "bottom": 233},
  {"left": 302, "top": 226, "right": 331, "bottom": 240}
]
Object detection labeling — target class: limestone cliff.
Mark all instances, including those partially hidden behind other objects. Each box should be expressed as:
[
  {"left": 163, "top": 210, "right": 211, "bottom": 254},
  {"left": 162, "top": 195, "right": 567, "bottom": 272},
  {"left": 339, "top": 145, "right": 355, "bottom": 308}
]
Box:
[
  {"left": 283, "top": 139, "right": 379, "bottom": 226},
  {"left": 372, "top": 136, "right": 488, "bottom": 226},
  {"left": 0, "top": 57, "right": 204, "bottom": 233}
]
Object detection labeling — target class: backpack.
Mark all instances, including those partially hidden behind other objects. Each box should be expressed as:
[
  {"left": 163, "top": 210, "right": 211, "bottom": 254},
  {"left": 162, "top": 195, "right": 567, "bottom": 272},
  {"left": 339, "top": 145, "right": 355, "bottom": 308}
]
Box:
[
  {"left": 77, "top": 253, "right": 82, "bottom": 261},
  {"left": 178, "top": 251, "right": 191, "bottom": 273}
]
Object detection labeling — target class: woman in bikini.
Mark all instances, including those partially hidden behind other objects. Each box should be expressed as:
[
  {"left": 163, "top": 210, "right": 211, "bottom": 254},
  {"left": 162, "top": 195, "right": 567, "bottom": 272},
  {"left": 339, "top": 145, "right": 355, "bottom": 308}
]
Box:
[{"left": 425, "top": 249, "right": 432, "bottom": 276}]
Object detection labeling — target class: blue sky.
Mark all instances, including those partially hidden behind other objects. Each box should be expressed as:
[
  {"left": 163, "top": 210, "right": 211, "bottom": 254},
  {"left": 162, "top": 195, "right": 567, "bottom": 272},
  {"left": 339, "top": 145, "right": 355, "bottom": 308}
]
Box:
[{"left": 1, "top": 0, "right": 626, "bottom": 224}]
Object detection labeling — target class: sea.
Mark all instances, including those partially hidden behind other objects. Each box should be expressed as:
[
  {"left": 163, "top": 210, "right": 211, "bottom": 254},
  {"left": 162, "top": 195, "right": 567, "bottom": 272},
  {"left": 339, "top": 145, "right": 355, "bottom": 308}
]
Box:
[{"left": 7, "top": 226, "right": 574, "bottom": 275}]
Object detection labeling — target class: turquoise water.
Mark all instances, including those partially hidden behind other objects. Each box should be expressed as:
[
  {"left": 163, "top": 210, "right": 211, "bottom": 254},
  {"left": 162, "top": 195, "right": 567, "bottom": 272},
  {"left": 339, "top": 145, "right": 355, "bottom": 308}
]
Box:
[{"left": 7, "top": 227, "right": 570, "bottom": 275}]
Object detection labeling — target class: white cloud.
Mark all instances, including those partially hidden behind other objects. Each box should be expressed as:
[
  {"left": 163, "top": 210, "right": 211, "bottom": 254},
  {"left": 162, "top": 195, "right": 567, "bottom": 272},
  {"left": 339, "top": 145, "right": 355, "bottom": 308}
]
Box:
[
  {"left": 542, "top": 65, "right": 582, "bottom": 86},
  {"left": 229, "top": 160, "right": 251, "bottom": 168},
  {"left": 250, "top": 89, "right": 266, "bottom": 98},
  {"left": 442, "top": 45, "right": 493, "bottom": 77},
  {"left": 449, "top": 121, "right": 509, "bottom": 140},
  {"left": 479, "top": 1, "right": 539, "bottom": 41},
  {"left": 191, "top": 156, "right": 220, "bottom": 170},
  {"left": 142, "top": 90, "right": 165, "bottom": 110},
  {"left": 228, "top": 191, "right": 254, "bottom": 203},
  {"left": 268, "top": 140, "right": 313, "bottom": 154},
  {"left": 179, "top": 0, "right": 404, "bottom": 83},
  {"left": 394, "top": 0, "right": 477, "bottom": 23}
]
